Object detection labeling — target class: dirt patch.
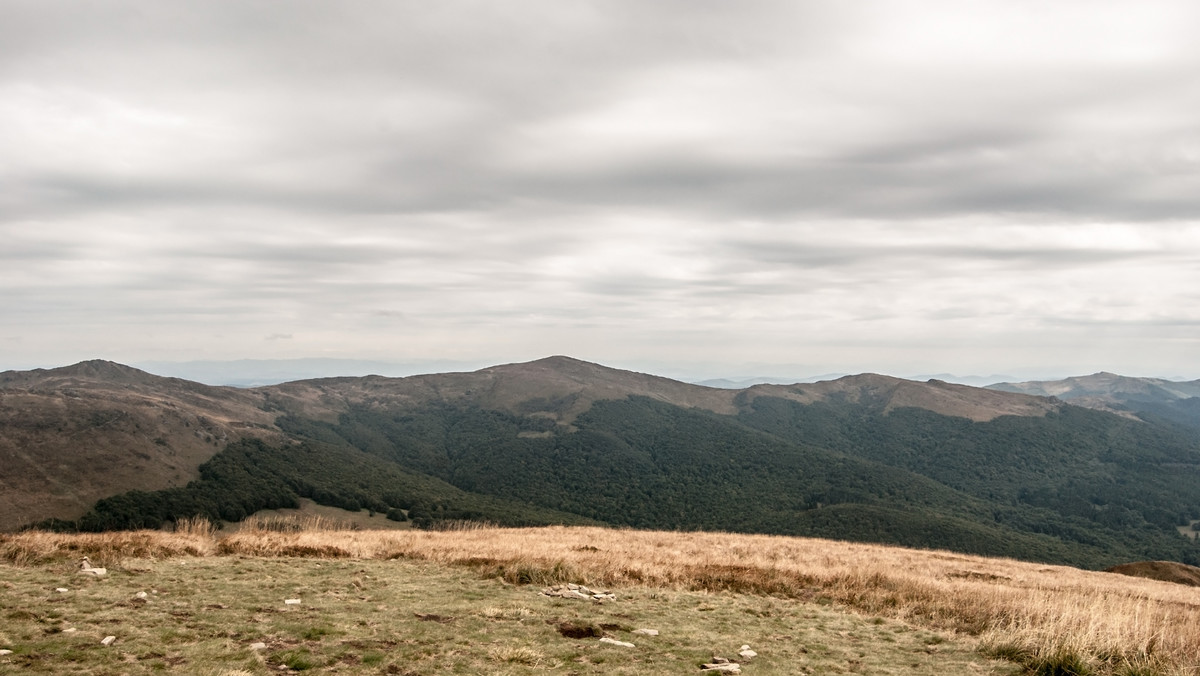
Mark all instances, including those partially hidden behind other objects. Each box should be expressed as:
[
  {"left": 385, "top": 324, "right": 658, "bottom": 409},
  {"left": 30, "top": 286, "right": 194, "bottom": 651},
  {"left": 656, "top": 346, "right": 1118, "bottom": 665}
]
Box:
[
  {"left": 1106, "top": 560, "right": 1200, "bottom": 587},
  {"left": 556, "top": 621, "right": 602, "bottom": 638}
]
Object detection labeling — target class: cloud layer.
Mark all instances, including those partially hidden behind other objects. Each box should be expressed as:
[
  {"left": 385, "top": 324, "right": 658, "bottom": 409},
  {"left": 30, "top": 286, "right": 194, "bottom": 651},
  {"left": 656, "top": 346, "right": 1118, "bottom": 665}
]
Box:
[{"left": 3, "top": 1, "right": 1199, "bottom": 378}]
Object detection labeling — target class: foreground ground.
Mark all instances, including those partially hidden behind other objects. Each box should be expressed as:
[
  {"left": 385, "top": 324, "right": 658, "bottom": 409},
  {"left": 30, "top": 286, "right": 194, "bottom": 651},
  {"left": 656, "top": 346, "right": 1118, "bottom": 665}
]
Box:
[
  {"left": 0, "top": 555, "right": 1010, "bottom": 675},
  {"left": 1, "top": 521, "right": 1197, "bottom": 675}
]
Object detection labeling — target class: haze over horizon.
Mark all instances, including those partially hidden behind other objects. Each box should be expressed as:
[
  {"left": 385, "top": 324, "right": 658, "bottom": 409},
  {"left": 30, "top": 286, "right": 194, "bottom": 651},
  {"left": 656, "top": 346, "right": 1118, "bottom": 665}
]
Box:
[{"left": 4, "top": 2, "right": 1199, "bottom": 380}]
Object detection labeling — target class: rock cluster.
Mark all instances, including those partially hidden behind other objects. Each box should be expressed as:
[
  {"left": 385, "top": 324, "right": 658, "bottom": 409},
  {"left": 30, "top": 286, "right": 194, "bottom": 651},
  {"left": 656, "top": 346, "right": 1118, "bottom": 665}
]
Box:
[
  {"left": 540, "top": 583, "right": 615, "bottom": 601},
  {"left": 700, "top": 658, "right": 742, "bottom": 673},
  {"left": 700, "top": 645, "right": 756, "bottom": 673}
]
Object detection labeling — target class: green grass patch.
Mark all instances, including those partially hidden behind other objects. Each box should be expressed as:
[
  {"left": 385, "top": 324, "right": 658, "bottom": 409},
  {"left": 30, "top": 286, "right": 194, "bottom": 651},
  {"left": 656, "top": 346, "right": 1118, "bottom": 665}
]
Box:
[{"left": 0, "top": 556, "right": 1019, "bottom": 674}]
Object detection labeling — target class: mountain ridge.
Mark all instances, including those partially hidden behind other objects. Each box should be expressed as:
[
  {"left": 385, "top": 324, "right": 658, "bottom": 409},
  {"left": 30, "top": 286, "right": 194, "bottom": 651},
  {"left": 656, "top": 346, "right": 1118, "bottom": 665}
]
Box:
[
  {"left": 6, "top": 356, "right": 1200, "bottom": 570},
  {"left": 988, "top": 372, "right": 1200, "bottom": 428}
]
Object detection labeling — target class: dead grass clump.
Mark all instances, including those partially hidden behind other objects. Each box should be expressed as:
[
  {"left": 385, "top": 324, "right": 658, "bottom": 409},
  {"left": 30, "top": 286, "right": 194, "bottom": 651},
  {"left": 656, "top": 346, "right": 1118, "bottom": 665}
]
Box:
[
  {"left": 172, "top": 516, "right": 217, "bottom": 538},
  {"left": 426, "top": 519, "right": 498, "bottom": 531},
  {"left": 490, "top": 645, "right": 544, "bottom": 666},
  {"left": 237, "top": 513, "right": 359, "bottom": 534},
  {"left": 683, "top": 563, "right": 818, "bottom": 596},
  {"left": 480, "top": 606, "right": 533, "bottom": 620},
  {"left": 0, "top": 529, "right": 214, "bottom": 566},
  {"left": 216, "top": 533, "right": 355, "bottom": 559},
  {"left": 487, "top": 558, "right": 581, "bottom": 586}
]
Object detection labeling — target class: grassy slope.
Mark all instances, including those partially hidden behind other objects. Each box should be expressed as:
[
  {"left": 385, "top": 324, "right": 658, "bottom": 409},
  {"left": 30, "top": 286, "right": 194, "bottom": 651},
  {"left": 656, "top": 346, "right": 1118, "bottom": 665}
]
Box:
[
  {"left": 5, "top": 524, "right": 1199, "bottom": 675},
  {"left": 0, "top": 556, "right": 1008, "bottom": 675}
]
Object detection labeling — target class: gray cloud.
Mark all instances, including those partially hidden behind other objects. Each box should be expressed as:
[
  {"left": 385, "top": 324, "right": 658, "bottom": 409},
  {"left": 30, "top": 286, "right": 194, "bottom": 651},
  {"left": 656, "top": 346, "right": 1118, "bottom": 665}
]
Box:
[{"left": 2, "top": 1, "right": 1199, "bottom": 378}]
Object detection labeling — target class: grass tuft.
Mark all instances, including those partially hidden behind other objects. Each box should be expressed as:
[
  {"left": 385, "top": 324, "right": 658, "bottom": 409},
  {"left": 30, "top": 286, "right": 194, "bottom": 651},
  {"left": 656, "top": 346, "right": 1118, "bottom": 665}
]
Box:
[{"left": 490, "top": 645, "right": 544, "bottom": 665}]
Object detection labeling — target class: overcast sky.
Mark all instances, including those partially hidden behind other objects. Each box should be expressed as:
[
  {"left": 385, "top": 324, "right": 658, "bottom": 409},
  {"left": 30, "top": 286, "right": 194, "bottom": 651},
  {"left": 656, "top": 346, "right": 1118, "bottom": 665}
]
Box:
[{"left": 3, "top": 1, "right": 1199, "bottom": 381}]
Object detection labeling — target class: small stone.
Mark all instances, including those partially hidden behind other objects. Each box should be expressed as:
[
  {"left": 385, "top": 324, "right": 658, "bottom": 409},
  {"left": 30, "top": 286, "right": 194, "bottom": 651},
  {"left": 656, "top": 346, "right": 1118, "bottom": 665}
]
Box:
[
  {"left": 738, "top": 648, "right": 757, "bottom": 660},
  {"left": 633, "top": 628, "right": 659, "bottom": 636},
  {"left": 284, "top": 599, "right": 301, "bottom": 605},
  {"left": 101, "top": 636, "right": 116, "bottom": 646},
  {"left": 0, "top": 650, "right": 13, "bottom": 656},
  {"left": 599, "top": 637, "right": 635, "bottom": 648},
  {"left": 63, "top": 628, "right": 78, "bottom": 633},
  {"left": 134, "top": 591, "right": 148, "bottom": 599},
  {"left": 700, "top": 664, "right": 742, "bottom": 673},
  {"left": 567, "top": 583, "right": 580, "bottom": 590},
  {"left": 55, "top": 588, "right": 69, "bottom": 593},
  {"left": 249, "top": 642, "right": 267, "bottom": 651}
]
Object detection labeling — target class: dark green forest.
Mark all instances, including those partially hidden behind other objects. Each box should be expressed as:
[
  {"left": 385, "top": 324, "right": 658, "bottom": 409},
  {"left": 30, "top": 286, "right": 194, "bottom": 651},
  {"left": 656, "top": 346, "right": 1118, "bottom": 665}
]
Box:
[
  {"left": 49, "top": 438, "right": 593, "bottom": 532},
  {"left": 59, "top": 394, "right": 1200, "bottom": 569}
]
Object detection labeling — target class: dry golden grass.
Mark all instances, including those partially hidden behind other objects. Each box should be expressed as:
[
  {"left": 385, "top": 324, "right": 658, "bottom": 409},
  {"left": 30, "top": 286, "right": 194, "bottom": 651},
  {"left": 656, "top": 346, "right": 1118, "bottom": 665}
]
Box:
[
  {"left": 5, "top": 523, "right": 1199, "bottom": 674},
  {"left": 0, "top": 527, "right": 215, "bottom": 567}
]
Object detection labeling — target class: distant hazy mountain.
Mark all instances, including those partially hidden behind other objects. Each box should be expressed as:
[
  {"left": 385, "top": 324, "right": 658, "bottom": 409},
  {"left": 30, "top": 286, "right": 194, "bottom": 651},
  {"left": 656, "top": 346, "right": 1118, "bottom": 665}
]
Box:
[
  {"left": 698, "top": 373, "right": 1021, "bottom": 389},
  {"left": 989, "top": 372, "right": 1200, "bottom": 429},
  {"left": 6, "top": 357, "right": 1200, "bottom": 569},
  {"left": 693, "top": 374, "right": 848, "bottom": 389},
  {"left": 133, "top": 358, "right": 486, "bottom": 387},
  {"left": 910, "top": 373, "right": 1021, "bottom": 387}
]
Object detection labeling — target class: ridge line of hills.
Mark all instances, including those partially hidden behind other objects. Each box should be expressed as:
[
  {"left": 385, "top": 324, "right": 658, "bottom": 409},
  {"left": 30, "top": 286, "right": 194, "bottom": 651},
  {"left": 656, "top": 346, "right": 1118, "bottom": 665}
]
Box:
[{"left": 4, "top": 356, "right": 1200, "bottom": 570}]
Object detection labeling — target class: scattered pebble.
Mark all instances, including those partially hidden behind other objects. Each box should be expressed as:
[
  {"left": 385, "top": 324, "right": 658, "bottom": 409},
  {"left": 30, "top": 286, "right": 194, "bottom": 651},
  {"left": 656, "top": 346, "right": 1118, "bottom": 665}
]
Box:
[
  {"left": 738, "top": 644, "right": 757, "bottom": 660},
  {"left": 249, "top": 642, "right": 267, "bottom": 651},
  {"left": 599, "top": 637, "right": 635, "bottom": 648},
  {"left": 100, "top": 636, "right": 116, "bottom": 646},
  {"left": 284, "top": 599, "right": 301, "bottom": 605},
  {"left": 0, "top": 650, "right": 13, "bottom": 656},
  {"left": 55, "top": 588, "right": 68, "bottom": 593},
  {"left": 633, "top": 628, "right": 660, "bottom": 636},
  {"left": 134, "top": 591, "right": 148, "bottom": 600}
]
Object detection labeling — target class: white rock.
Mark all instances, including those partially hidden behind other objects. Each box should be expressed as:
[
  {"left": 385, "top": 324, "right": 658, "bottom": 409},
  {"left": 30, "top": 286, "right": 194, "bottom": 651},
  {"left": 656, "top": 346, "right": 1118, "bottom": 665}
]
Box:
[
  {"left": 134, "top": 591, "right": 148, "bottom": 599},
  {"left": 633, "top": 628, "right": 659, "bottom": 636},
  {"left": 0, "top": 650, "right": 12, "bottom": 656},
  {"left": 599, "top": 637, "right": 635, "bottom": 648},
  {"left": 700, "top": 663, "right": 742, "bottom": 673},
  {"left": 63, "top": 628, "right": 78, "bottom": 633},
  {"left": 55, "top": 588, "right": 69, "bottom": 593},
  {"left": 100, "top": 636, "right": 116, "bottom": 646},
  {"left": 738, "top": 648, "right": 758, "bottom": 660},
  {"left": 284, "top": 599, "right": 301, "bottom": 605},
  {"left": 78, "top": 557, "right": 107, "bottom": 576},
  {"left": 249, "top": 642, "right": 267, "bottom": 651}
]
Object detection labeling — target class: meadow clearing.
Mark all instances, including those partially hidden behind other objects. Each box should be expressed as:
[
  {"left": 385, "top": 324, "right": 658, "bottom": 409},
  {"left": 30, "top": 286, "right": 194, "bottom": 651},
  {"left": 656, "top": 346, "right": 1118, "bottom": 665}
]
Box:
[{"left": 2, "top": 518, "right": 1197, "bottom": 675}]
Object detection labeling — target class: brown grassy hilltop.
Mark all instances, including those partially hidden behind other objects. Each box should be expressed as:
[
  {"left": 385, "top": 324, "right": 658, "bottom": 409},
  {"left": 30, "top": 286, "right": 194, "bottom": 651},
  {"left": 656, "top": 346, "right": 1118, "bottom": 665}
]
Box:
[
  {"left": 2, "top": 523, "right": 1197, "bottom": 675},
  {"left": 0, "top": 361, "right": 278, "bottom": 530}
]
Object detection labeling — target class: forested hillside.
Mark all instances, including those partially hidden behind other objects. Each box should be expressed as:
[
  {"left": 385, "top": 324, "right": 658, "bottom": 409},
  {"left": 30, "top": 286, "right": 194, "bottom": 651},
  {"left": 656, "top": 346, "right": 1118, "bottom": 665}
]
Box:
[{"left": 12, "top": 358, "right": 1200, "bottom": 570}]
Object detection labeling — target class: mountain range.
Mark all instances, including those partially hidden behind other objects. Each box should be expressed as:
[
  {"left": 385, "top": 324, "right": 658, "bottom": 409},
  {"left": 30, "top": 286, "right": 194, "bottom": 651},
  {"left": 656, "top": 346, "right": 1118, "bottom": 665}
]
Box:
[
  {"left": 3, "top": 357, "right": 1200, "bottom": 569},
  {"left": 988, "top": 372, "right": 1200, "bottom": 429}
]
